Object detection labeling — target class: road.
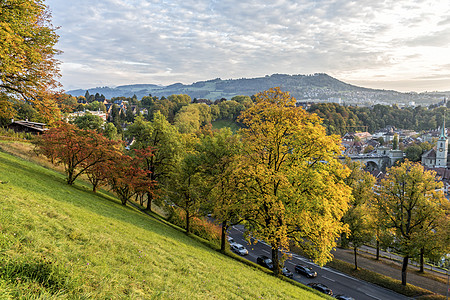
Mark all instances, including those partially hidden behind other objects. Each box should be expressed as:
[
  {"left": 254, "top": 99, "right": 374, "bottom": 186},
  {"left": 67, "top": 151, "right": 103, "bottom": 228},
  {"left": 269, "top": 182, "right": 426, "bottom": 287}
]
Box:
[{"left": 229, "top": 225, "right": 410, "bottom": 300}]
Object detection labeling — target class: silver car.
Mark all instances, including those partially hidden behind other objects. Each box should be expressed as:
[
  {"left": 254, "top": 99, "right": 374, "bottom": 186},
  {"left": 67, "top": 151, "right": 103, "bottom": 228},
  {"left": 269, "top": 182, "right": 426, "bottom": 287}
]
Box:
[{"left": 230, "top": 243, "right": 248, "bottom": 256}]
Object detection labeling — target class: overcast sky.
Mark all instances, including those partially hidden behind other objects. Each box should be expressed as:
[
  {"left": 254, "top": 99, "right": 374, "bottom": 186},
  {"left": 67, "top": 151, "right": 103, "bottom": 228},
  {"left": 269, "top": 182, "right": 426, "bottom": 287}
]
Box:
[{"left": 46, "top": 0, "right": 450, "bottom": 93}]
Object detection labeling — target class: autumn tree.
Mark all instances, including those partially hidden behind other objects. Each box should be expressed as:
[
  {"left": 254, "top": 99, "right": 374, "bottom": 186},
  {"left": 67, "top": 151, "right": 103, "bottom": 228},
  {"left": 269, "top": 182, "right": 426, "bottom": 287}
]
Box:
[
  {"left": 0, "top": 0, "right": 61, "bottom": 123},
  {"left": 342, "top": 158, "right": 376, "bottom": 270},
  {"left": 108, "top": 152, "right": 156, "bottom": 206},
  {"left": 34, "top": 122, "right": 121, "bottom": 185},
  {"left": 236, "top": 87, "right": 352, "bottom": 275},
  {"left": 374, "top": 160, "right": 450, "bottom": 285}
]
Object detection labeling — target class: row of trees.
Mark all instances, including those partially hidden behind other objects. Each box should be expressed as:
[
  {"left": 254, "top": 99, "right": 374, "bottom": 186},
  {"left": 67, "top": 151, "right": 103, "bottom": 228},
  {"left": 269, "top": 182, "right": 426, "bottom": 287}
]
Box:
[
  {"left": 308, "top": 102, "right": 449, "bottom": 135},
  {"left": 342, "top": 159, "right": 450, "bottom": 285},
  {"left": 35, "top": 88, "right": 352, "bottom": 277},
  {"left": 34, "top": 122, "right": 156, "bottom": 203},
  {"left": 35, "top": 88, "right": 450, "bottom": 286}
]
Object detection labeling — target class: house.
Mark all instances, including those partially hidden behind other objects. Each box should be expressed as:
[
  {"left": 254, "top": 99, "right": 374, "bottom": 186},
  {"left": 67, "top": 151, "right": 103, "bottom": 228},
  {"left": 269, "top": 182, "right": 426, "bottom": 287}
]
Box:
[
  {"left": 7, "top": 120, "right": 48, "bottom": 135},
  {"left": 67, "top": 110, "right": 107, "bottom": 122}
]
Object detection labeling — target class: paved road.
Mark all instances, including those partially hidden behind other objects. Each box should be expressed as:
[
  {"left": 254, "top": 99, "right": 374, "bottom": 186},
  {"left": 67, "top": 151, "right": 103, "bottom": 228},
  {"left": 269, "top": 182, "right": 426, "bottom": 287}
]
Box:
[{"left": 229, "top": 225, "right": 410, "bottom": 300}]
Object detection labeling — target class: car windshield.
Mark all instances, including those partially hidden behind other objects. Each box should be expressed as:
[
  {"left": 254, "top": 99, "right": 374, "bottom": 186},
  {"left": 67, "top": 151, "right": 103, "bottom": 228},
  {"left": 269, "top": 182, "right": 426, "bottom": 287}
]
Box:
[{"left": 237, "top": 246, "right": 244, "bottom": 250}]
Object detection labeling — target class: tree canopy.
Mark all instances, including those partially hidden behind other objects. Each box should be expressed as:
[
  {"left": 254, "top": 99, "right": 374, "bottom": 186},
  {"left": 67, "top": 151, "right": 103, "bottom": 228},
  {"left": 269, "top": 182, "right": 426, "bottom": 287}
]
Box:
[
  {"left": 236, "top": 87, "right": 351, "bottom": 274},
  {"left": 374, "top": 160, "right": 450, "bottom": 285},
  {"left": 0, "top": 0, "right": 60, "bottom": 123}
]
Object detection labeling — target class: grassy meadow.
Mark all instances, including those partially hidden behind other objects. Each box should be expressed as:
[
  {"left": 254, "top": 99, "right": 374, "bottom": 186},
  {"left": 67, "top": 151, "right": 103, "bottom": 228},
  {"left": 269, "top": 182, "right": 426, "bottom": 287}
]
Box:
[{"left": 0, "top": 145, "right": 323, "bottom": 299}]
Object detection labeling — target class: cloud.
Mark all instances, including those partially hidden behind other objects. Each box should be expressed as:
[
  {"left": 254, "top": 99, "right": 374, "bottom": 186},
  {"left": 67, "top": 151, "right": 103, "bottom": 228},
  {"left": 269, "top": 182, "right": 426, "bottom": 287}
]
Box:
[{"left": 46, "top": 0, "right": 450, "bottom": 92}]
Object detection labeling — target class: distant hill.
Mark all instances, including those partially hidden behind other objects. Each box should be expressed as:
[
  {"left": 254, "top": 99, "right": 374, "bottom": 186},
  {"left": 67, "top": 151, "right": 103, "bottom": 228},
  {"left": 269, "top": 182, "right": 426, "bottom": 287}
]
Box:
[{"left": 68, "top": 73, "right": 448, "bottom": 105}]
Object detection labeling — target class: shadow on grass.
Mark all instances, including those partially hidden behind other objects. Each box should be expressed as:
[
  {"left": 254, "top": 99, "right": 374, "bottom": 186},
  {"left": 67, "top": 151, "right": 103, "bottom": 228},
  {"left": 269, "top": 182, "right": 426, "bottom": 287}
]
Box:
[{"left": 0, "top": 257, "right": 73, "bottom": 295}]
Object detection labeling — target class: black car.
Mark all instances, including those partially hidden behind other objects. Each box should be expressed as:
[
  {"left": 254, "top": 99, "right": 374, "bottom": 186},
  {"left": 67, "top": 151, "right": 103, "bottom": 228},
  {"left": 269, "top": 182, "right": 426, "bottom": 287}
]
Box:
[
  {"left": 295, "top": 264, "right": 317, "bottom": 278},
  {"left": 256, "top": 255, "right": 273, "bottom": 270},
  {"left": 307, "top": 283, "right": 333, "bottom": 296},
  {"left": 335, "top": 295, "right": 355, "bottom": 300},
  {"left": 281, "top": 267, "right": 293, "bottom": 278}
]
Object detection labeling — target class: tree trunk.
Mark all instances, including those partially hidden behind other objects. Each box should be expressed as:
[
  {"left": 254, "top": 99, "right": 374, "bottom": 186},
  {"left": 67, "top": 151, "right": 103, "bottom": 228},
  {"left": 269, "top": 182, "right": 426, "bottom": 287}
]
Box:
[
  {"left": 272, "top": 246, "right": 280, "bottom": 276},
  {"left": 185, "top": 210, "right": 190, "bottom": 235},
  {"left": 146, "top": 192, "right": 152, "bottom": 212},
  {"left": 419, "top": 247, "right": 424, "bottom": 273},
  {"left": 376, "top": 240, "right": 380, "bottom": 260},
  {"left": 354, "top": 246, "right": 358, "bottom": 270},
  {"left": 67, "top": 168, "right": 75, "bottom": 185},
  {"left": 220, "top": 220, "right": 227, "bottom": 252},
  {"left": 401, "top": 255, "right": 409, "bottom": 286}
]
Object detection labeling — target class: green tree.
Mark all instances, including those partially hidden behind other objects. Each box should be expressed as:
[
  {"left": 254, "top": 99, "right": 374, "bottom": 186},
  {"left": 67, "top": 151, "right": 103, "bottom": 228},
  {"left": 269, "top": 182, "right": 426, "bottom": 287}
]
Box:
[
  {"left": 168, "top": 141, "right": 206, "bottom": 234},
  {"left": 236, "top": 88, "right": 351, "bottom": 275},
  {"left": 173, "top": 105, "right": 201, "bottom": 134},
  {"left": 126, "top": 113, "right": 182, "bottom": 211},
  {"left": 405, "top": 144, "right": 423, "bottom": 162},
  {"left": 375, "top": 160, "right": 450, "bottom": 285},
  {"left": 0, "top": 0, "right": 60, "bottom": 122},
  {"left": 194, "top": 128, "right": 242, "bottom": 251},
  {"left": 342, "top": 158, "right": 376, "bottom": 270},
  {"left": 392, "top": 133, "right": 399, "bottom": 150},
  {"left": 72, "top": 113, "right": 104, "bottom": 131},
  {"left": 103, "top": 122, "right": 118, "bottom": 140}
]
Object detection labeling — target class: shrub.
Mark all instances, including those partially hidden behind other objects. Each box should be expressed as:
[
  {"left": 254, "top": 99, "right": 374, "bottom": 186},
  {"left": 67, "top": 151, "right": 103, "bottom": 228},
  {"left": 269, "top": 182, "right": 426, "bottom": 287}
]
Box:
[{"left": 167, "top": 207, "right": 221, "bottom": 245}]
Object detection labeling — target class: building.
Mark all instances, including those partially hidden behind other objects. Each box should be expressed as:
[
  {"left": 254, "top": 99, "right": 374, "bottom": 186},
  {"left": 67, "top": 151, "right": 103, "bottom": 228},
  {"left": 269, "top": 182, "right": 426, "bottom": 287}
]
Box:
[
  {"left": 422, "top": 120, "right": 449, "bottom": 168},
  {"left": 7, "top": 120, "right": 48, "bottom": 135}
]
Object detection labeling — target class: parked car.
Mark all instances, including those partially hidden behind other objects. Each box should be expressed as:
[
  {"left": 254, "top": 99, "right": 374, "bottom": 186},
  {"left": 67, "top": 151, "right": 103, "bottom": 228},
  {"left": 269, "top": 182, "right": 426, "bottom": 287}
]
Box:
[
  {"left": 256, "top": 255, "right": 273, "bottom": 270},
  {"left": 295, "top": 264, "right": 317, "bottom": 278},
  {"left": 227, "top": 236, "right": 234, "bottom": 244},
  {"left": 307, "top": 283, "right": 333, "bottom": 296},
  {"left": 230, "top": 243, "right": 248, "bottom": 256},
  {"left": 281, "top": 267, "right": 293, "bottom": 278},
  {"left": 335, "top": 295, "right": 355, "bottom": 300}
]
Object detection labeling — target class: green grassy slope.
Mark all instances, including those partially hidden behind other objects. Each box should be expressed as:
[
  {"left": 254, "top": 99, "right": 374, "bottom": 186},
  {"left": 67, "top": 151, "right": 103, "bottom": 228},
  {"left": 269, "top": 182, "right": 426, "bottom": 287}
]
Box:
[{"left": 0, "top": 150, "right": 323, "bottom": 299}]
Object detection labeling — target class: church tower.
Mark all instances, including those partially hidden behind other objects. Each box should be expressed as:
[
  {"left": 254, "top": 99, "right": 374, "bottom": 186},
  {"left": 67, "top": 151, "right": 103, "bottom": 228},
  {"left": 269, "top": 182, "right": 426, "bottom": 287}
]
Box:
[{"left": 435, "top": 119, "right": 448, "bottom": 168}]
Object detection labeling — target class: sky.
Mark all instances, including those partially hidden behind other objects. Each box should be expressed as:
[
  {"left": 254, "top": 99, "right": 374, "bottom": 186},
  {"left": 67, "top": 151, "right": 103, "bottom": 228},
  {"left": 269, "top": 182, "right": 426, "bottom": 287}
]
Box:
[{"left": 46, "top": 0, "right": 450, "bottom": 93}]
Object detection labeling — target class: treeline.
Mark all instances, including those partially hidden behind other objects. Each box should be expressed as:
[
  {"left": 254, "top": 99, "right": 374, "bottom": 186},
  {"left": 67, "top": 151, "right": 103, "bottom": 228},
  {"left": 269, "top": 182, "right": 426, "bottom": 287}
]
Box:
[
  {"left": 308, "top": 103, "right": 448, "bottom": 135},
  {"left": 34, "top": 88, "right": 450, "bottom": 287}
]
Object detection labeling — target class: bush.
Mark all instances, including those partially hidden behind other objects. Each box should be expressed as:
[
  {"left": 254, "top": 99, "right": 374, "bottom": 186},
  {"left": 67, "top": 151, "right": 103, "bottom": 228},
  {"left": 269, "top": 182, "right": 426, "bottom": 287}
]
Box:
[
  {"left": 0, "top": 128, "right": 34, "bottom": 140},
  {"left": 167, "top": 207, "right": 221, "bottom": 245}
]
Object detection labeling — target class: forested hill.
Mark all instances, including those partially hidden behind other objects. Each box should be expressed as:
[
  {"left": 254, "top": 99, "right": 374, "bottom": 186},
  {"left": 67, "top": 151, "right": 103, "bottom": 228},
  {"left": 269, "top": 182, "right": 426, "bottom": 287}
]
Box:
[{"left": 67, "top": 73, "right": 447, "bottom": 105}]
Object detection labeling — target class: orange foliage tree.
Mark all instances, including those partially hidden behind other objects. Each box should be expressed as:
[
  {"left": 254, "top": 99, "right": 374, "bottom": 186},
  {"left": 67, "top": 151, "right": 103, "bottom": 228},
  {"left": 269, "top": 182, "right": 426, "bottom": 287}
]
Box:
[
  {"left": 34, "top": 122, "right": 122, "bottom": 185},
  {"left": 107, "top": 151, "right": 157, "bottom": 206}
]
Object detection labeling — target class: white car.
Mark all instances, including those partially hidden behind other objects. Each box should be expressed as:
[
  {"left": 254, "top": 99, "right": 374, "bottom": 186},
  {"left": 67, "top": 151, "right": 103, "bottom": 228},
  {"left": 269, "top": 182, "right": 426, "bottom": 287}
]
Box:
[{"left": 230, "top": 243, "right": 248, "bottom": 256}]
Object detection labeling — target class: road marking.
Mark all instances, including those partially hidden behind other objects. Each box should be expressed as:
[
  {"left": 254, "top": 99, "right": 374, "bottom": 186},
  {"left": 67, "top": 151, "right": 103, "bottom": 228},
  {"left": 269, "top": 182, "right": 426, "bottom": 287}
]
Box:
[
  {"left": 321, "top": 275, "right": 335, "bottom": 282},
  {"left": 321, "top": 267, "right": 357, "bottom": 281},
  {"left": 364, "top": 293, "right": 383, "bottom": 300}
]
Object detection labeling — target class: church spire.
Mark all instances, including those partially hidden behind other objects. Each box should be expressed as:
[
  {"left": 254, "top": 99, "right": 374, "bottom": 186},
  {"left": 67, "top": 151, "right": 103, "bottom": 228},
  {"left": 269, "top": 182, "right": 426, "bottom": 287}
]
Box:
[{"left": 440, "top": 111, "right": 447, "bottom": 139}]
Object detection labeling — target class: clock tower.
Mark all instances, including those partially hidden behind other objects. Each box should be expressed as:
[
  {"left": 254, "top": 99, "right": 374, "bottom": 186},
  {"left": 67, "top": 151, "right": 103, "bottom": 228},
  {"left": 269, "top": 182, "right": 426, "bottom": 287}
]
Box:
[{"left": 435, "top": 120, "right": 448, "bottom": 168}]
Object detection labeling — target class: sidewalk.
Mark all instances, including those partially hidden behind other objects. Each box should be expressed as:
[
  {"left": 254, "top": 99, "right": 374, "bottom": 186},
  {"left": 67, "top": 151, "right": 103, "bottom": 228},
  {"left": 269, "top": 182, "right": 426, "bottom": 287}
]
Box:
[{"left": 332, "top": 246, "right": 449, "bottom": 297}]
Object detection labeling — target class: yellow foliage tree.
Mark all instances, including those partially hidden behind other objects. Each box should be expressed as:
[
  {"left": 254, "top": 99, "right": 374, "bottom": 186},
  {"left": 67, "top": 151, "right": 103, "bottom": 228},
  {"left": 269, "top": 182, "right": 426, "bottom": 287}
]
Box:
[
  {"left": 236, "top": 87, "right": 352, "bottom": 275},
  {"left": 375, "top": 160, "right": 450, "bottom": 285},
  {"left": 0, "top": 0, "right": 61, "bottom": 124}
]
